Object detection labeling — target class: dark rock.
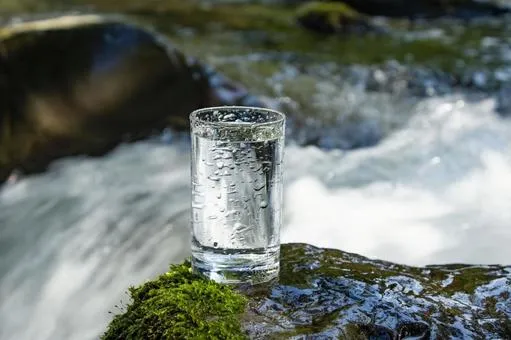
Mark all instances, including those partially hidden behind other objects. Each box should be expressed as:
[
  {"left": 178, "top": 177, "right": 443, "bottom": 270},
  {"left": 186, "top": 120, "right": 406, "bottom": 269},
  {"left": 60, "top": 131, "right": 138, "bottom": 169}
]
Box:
[
  {"left": 496, "top": 83, "right": 511, "bottom": 117},
  {"left": 0, "top": 14, "right": 258, "bottom": 182},
  {"left": 294, "top": 0, "right": 510, "bottom": 19},
  {"left": 296, "top": 1, "right": 386, "bottom": 35}
]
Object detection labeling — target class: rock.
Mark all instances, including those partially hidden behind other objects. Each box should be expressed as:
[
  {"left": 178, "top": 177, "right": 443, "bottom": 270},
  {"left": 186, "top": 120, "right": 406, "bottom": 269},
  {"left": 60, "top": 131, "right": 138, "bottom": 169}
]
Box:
[
  {"left": 104, "top": 243, "right": 511, "bottom": 339},
  {"left": 295, "top": 1, "right": 385, "bottom": 35},
  {"left": 496, "top": 83, "right": 511, "bottom": 117},
  {"left": 296, "top": 0, "right": 510, "bottom": 19},
  {"left": 0, "top": 14, "right": 259, "bottom": 182}
]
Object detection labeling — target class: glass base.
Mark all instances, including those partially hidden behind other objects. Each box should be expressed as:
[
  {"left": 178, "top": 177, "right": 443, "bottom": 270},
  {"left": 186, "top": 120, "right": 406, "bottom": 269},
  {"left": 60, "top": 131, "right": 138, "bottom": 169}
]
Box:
[{"left": 191, "top": 244, "right": 280, "bottom": 286}]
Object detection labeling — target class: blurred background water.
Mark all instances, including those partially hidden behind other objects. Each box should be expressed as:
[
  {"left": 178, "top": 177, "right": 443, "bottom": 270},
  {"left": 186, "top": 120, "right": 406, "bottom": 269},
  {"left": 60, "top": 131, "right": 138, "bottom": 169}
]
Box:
[{"left": 1, "top": 0, "right": 511, "bottom": 339}]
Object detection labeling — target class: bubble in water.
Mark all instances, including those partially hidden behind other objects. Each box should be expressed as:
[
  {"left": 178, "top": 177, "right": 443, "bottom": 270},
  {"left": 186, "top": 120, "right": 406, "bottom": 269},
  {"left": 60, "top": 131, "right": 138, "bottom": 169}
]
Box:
[
  {"left": 260, "top": 201, "right": 268, "bottom": 208},
  {"left": 213, "top": 242, "right": 218, "bottom": 248}
]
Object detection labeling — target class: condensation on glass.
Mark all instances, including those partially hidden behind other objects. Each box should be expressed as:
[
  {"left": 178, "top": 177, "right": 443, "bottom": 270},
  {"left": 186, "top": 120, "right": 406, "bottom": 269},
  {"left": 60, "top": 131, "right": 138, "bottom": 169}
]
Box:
[{"left": 190, "top": 106, "right": 285, "bottom": 285}]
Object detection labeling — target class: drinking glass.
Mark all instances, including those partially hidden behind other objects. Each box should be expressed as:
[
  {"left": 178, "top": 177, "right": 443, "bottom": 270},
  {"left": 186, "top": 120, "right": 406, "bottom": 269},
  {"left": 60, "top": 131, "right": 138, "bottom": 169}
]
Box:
[{"left": 190, "top": 106, "right": 285, "bottom": 285}]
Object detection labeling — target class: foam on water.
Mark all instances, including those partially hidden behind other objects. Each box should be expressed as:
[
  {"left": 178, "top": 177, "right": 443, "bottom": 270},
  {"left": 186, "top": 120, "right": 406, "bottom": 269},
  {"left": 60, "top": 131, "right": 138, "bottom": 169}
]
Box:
[
  {"left": 0, "top": 143, "right": 192, "bottom": 340},
  {"left": 0, "top": 95, "right": 510, "bottom": 339},
  {"left": 283, "top": 95, "right": 511, "bottom": 265}
]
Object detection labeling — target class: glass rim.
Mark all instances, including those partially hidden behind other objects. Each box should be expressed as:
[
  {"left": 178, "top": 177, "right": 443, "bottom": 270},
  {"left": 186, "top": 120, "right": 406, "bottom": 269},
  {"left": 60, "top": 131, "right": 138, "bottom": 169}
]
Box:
[{"left": 190, "top": 106, "right": 286, "bottom": 128}]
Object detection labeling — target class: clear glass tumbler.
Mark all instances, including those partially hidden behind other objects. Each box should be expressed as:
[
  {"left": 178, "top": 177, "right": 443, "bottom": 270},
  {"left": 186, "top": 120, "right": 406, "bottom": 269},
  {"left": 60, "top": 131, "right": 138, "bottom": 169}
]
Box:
[{"left": 190, "top": 106, "right": 285, "bottom": 285}]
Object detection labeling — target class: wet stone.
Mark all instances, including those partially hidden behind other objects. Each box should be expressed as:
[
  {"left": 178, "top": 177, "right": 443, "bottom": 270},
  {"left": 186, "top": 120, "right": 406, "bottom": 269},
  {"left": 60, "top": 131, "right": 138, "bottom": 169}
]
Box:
[{"left": 242, "top": 243, "right": 511, "bottom": 339}]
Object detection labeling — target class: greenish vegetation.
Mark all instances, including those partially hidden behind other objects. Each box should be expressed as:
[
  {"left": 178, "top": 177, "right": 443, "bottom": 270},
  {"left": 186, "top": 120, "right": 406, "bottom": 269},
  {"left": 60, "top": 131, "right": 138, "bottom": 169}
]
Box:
[
  {"left": 295, "top": 1, "right": 363, "bottom": 33},
  {"left": 102, "top": 261, "right": 248, "bottom": 340},
  {"left": 296, "top": 1, "right": 360, "bottom": 20}
]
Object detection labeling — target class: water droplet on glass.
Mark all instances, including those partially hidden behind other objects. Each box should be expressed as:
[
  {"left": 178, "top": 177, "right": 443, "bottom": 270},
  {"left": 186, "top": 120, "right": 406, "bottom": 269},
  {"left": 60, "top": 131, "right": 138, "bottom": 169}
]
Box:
[
  {"left": 216, "top": 193, "right": 222, "bottom": 199},
  {"left": 213, "top": 242, "right": 218, "bottom": 248},
  {"left": 216, "top": 161, "right": 224, "bottom": 169},
  {"left": 254, "top": 183, "right": 265, "bottom": 191},
  {"left": 260, "top": 201, "right": 268, "bottom": 208}
]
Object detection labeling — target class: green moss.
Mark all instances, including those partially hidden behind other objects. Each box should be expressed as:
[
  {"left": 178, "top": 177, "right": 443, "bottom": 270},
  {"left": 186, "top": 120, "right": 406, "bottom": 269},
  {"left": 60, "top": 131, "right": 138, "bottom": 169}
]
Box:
[
  {"left": 102, "top": 261, "right": 248, "bottom": 340},
  {"left": 295, "top": 1, "right": 362, "bottom": 32},
  {"left": 296, "top": 1, "right": 360, "bottom": 19},
  {"left": 69, "top": 0, "right": 295, "bottom": 33}
]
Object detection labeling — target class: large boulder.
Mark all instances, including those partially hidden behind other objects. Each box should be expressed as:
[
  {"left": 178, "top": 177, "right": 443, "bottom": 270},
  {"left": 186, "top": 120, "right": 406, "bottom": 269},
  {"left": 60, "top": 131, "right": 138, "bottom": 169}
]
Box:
[
  {"left": 0, "top": 14, "right": 257, "bottom": 182},
  {"left": 103, "top": 243, "right": 511, "bottom": 339}
]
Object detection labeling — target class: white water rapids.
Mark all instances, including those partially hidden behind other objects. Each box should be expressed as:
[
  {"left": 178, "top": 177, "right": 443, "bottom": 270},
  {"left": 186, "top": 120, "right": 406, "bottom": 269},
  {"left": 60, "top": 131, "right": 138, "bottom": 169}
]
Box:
[{"left": 0, "top": 94, "right": 510, "bottom": 340}]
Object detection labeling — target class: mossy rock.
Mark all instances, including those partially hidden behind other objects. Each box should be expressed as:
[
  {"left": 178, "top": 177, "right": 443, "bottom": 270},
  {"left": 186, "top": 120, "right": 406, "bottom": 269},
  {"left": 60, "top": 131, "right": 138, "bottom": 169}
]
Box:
[
  {"left": 104, "top": 243, "right": 511, "bottom": 339},
  {"left": 295, "top": 1, "right": 382, "bottom": 35}
]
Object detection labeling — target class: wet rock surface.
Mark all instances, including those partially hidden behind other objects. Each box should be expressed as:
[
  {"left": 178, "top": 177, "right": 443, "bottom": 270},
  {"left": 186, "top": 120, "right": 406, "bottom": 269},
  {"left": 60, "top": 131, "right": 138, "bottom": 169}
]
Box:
[{"left": 244, "top": 243, "right": 511, "bottom": 339}]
